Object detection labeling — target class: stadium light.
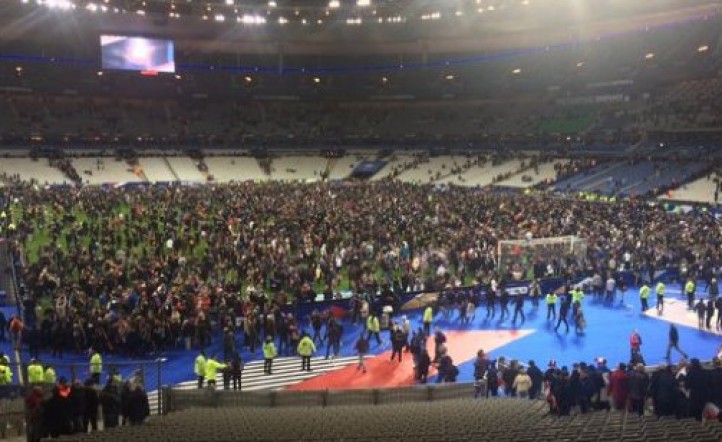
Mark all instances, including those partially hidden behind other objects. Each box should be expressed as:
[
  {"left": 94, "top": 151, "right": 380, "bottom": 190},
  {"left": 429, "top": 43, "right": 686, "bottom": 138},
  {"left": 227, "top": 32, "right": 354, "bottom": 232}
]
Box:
[
  {"left": 356, "top": 0, "right": 370, "bottom": 7},
  {"left": 328, "top": 0, "right": 340, "bottom": 8},
  {"left": 278, "top": 16, "right": 288, "bottom": 24},
  {"left": 44, "top": 0, "right": 75, "bottom": 10},
  {"left": 512, "top": 68, "right": 522, "bottom": 74},
  {"left": 698, "top": 45, "right": 709, "bottom": 52},
  {"left": 214, "top": 14, "right": 225, "bottom": 22},
  {"left": 225, "top": 0, "right": 234, "bottom": 5},
  {"left": 645, "top": 52, "right": 655, "bottom": 59},
  {"left": 268, "top": 0, "right": 277, "bottom": 7},
  {"left": 86, "top": 3, "right": 98, "bottom": 12}
]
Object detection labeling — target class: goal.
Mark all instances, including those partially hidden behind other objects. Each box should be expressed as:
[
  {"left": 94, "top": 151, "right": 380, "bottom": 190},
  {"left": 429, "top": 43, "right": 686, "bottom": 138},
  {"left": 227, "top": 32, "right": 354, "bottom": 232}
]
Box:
[{"left": 497, "top": 235, "right": 587, "bottom": 280}]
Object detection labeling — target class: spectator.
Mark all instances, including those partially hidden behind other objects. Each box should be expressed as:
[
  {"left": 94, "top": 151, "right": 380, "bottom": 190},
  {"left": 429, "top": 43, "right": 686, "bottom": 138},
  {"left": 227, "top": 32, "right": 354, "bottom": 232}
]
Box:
[
  {"left": 686, "top": 358, "right": 709, "bottom": 421},
  {"left": 650, "top": 365, "right": 677, "bottom": 417},
  {"left": 513, "top": 368, "right": 533, "bottom": 398},
  {"left": 84, "top": 378, "right": 99, "bottom": 433},
  {"left": 25, "top": 387, "right": 45, "bottom": 442},
  {"left": 628, "top": 363, "right": 650, "bottom": 416},
  {"left": 609, "top": 363, "right": 630, "bottom": 411},
  {"left": 127, "top": 384, "right": 150, "bottom": 426},
  {"left": 44, "top": 381, "right": 72, "bottom": 438},
  {"left": 99, "top": 379, "right": 121, "bottom": 429}
]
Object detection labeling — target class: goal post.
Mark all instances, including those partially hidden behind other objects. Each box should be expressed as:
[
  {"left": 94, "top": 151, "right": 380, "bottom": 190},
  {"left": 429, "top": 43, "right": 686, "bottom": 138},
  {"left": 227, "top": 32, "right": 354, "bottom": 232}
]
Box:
[{"left": 497, "top": 235, "right": 587, "bottom": 281}]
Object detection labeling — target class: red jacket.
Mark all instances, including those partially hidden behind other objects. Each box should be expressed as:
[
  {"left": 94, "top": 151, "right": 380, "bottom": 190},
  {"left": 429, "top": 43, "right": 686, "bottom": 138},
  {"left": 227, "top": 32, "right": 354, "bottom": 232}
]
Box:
[
  {"left": 608, "top": 370, "right": 630, "bottom": 409},
  {"left": 629, "top": 333, "right": 641, "bottom": 350}
]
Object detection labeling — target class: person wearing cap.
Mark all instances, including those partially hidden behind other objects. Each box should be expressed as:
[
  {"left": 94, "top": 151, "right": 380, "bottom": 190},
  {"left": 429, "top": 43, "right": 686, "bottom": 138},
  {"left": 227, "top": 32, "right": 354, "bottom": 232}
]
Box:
[
  {"left": 27, "top": 359, "right": 44, "bottom": 385},
  {"left": 262, "top": 336, "right": 277, "bottom": 375}
]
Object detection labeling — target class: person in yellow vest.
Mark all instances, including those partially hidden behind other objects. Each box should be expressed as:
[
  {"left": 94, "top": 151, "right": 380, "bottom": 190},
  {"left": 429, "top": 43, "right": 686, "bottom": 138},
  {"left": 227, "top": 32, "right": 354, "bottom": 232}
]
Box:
[
  {"left": 44, "top": 365, "right": 56, "bottom": 385},
  {"left": 656, "top": 281, "right": 666, "bottom": 315},
  {"left": 27, "top": 359, "right": 44, "bottom": 385},
  {"left": 262, "top": 336, "right": 277, "bottom": 375},
  {"left": 366, "top": 314, "right": 381, "bottom": 346},
  {"left": 423, "top": 306, "right": 434, "bottom": 336},
  {"left": 571, "top": 287, "right": 584, "bottom": 319},
  {"left": 194, "top": 351, "right": 206, "bottom": 389},
  {"left": 0, "top": 360, "right": 12, "bottom": 385},
  {"left": 297, "top": 332, "right": 316, "bottom": 372},
  {"left": 639, "top": 284, "right": 651, "bottom": 312},
  {"left": 684, "top": 278, "right": 696, "bottom": 310},
  {"left": 204, "top": 356, "right": 226, "bottom": 388},
  {"left": 546, "top": 292, "right": 558, "bottom": 321},
  {"left": 90, "top": 350, "right": 103, "bottom": 384}
]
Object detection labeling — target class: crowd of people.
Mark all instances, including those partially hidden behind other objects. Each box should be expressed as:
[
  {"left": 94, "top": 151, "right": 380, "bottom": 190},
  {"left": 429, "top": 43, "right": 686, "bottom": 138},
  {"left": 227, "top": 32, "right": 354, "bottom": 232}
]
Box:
[
  {"left": 468, "top": 349, "right": 722, "bottom": 422},
  {"left": 1, "top": 180, "right": 721, "bottom": 362},
  {"left": 23, "top": 374, "right": 150, "bottom": 442}
]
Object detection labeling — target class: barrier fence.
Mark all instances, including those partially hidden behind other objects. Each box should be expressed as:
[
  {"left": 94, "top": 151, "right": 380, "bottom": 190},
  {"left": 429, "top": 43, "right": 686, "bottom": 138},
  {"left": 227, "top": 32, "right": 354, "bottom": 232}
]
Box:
[{"left": 162, "top": 382, "right": 479, "bottom": 414}]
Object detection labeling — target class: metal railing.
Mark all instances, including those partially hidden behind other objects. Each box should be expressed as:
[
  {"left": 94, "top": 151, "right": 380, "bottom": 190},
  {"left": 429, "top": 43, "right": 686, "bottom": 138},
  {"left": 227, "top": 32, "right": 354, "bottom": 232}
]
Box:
[{"left": 162, "top": 382, "right": 479, "bottom": 413}]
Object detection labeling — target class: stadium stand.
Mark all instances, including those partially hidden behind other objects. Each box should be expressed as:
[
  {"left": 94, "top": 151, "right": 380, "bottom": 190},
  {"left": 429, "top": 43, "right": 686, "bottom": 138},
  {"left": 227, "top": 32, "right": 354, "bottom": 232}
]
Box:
[
  {"left": 0, "top": 157, "right": 68, "bottom": 186},
  {"left": 326, "top": 152, "right": 372, "bottom": 181},
  {"left": 661, "top": 172, "right": 722, "bottom": 204},
  {"left": 495, "top": 159, "right": 569, "bottom": 189},
  {"left": 72, "top": 157, "right": 142, "bottom": 185},
  {"left": 204, "top": 156, "right": 268, "bottom": 183},
  {"left": 55, "top": 396, "right": 722, "bottom": 442},
  {"left": 137, "top": 157, "right": 180, "bottom": 184},
  {"left": 164, "top": 157, "right": 207, "bottom": 182},
  {"left": 268, "top": 155, "right": 328, "bottom": 182}
]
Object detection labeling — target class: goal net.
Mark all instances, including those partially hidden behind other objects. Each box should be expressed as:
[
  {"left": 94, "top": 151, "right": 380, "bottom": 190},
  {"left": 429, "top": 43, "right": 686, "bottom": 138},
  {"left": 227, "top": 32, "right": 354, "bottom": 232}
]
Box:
[{"left": 497, "top": 235, "right": 587, "bottom": 281}]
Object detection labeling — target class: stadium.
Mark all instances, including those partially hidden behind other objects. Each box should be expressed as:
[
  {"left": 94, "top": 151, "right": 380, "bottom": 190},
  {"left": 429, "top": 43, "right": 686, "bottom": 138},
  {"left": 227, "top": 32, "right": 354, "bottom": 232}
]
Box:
[{"left": 1, "top": 0, "right": 722, "bottom": 440}]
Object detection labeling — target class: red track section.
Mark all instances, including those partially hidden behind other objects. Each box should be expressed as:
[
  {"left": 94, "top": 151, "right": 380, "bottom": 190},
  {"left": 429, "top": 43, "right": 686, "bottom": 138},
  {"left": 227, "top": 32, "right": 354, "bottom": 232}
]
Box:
[{"left": 288, "top": 329, "right": 534, "bottom": 391}]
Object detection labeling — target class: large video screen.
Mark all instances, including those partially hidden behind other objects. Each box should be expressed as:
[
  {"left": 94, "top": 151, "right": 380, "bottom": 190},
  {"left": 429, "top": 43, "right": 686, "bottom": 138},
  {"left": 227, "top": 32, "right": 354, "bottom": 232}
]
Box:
[{"left": 100, "top": 35, "right": 175, "bottom": 73}]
